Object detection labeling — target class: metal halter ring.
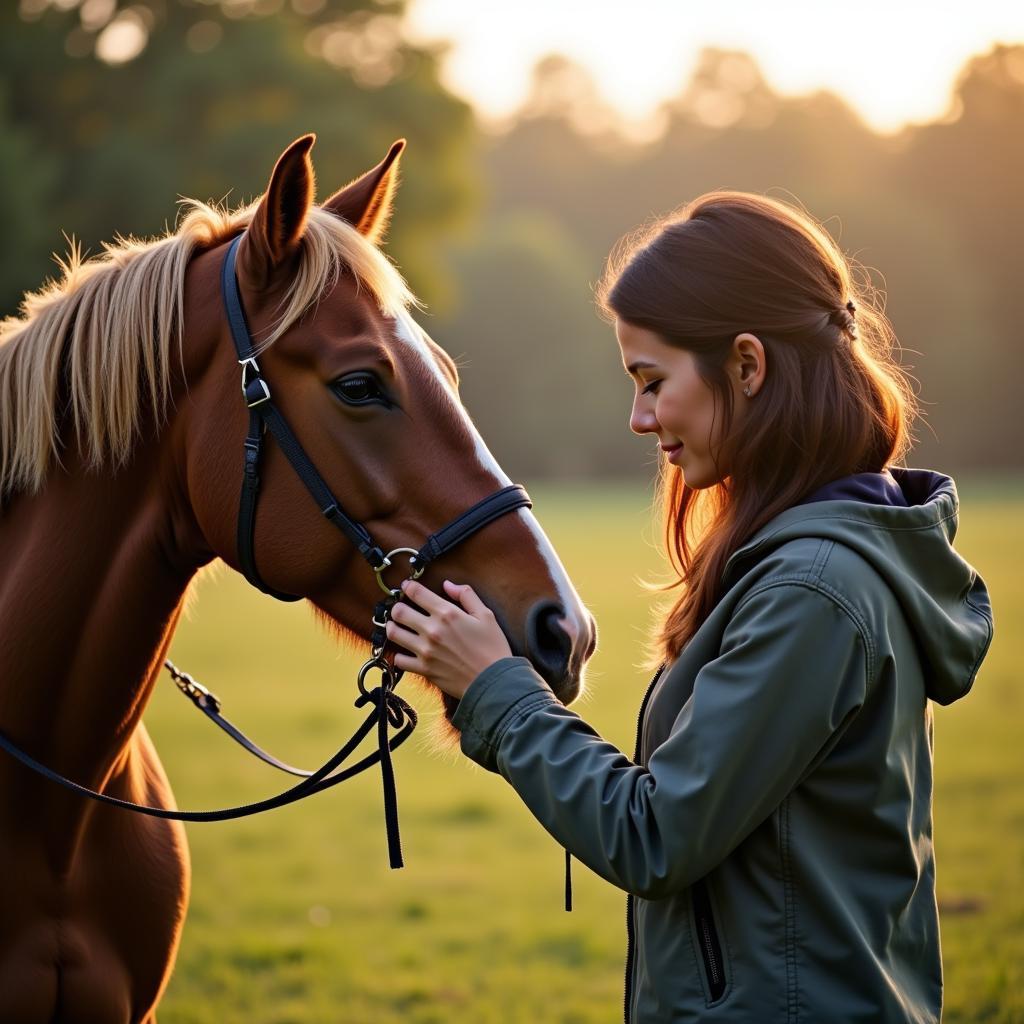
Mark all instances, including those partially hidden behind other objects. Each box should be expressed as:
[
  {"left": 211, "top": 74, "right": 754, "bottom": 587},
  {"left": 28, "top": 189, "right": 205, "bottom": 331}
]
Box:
[
  {"left": 357, "top": 657, "right": 397, "bottom": 698},
  {"left": 373, "top": 547, "right": 425, "bottom": 596}
]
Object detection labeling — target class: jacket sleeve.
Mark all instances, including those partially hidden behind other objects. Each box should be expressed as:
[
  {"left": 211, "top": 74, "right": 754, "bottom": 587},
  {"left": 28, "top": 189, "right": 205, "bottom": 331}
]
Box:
[{"left": 451, "top": 581, "right": 871, "bottom": 898}]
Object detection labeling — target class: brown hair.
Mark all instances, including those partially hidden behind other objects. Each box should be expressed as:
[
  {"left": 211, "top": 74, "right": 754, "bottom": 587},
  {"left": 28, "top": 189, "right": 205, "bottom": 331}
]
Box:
[{"left": 597, "top": 190, "right": 919, "bottom": 669}]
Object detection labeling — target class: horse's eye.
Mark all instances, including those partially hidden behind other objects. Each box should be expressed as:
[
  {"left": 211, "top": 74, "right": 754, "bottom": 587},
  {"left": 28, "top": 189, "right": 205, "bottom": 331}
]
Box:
[{"left": 331, "top": 373, "right": 386, "bottom": 406}]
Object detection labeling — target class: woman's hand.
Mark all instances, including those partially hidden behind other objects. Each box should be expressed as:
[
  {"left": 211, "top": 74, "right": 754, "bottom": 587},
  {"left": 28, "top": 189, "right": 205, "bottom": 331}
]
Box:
[{"left": 385, "top": 579, "right": 513, "bottom": 701}]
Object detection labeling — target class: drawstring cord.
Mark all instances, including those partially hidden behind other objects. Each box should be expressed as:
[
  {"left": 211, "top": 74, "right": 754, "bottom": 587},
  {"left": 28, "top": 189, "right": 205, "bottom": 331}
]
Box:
[{"left": 565, "top": 848, "right": 573, "bottom": 912}]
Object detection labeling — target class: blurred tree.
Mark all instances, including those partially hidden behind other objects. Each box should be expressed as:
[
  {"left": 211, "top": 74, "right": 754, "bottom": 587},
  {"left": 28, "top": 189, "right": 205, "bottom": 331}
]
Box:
[
  {"left": 436, "top": 45, "right": 1021, "bottom": 478},
  {"left": 436, "top": 213, "right": 652, "bottom": 482},
  {"left": 5, "top": 12, "right": 1019, "bottom": 478},
  {"left": 2, "top": 0, "right": 478, "bottom": 315},
  {"left": 0, "top": 83, "right": 58, "bottom": 314},
  {"left": 887, "top": 43, "right": 1024, "bottom": 470}
]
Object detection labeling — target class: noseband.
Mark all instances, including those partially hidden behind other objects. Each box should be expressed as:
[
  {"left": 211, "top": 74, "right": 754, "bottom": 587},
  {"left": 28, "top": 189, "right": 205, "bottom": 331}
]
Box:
[{"left": 0, "top": 233, "right": 533, "bottom": 871}]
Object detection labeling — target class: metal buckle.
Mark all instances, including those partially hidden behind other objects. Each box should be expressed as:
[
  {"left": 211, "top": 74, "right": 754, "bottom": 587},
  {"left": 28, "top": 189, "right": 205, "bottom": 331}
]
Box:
[
  {"left": 172, "top": 669, "right": 222, "bottom": 714},
  {"left": 240, "top": 356, "right": 271, "bottom": 408},
  {"left": 372, "top": 547, "right": 426, "bottom": 596}
]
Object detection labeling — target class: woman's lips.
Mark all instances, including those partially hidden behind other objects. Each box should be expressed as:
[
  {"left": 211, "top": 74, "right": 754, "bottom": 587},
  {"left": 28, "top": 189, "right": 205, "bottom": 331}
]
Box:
[{"left": 661, "top": 442, "right": 684, "bottom": 463}]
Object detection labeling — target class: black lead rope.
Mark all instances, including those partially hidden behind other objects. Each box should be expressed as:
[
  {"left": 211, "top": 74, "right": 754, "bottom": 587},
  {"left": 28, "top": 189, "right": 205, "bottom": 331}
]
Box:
[
  {"left": 0, "top": 233, "right": 537, "bottom": 878},
  {"left": 0, "top": 684, "right": 416, "bottom": 828},
  {"left": 166, "top": 659, "right": 315, "bottom": 778},
  {"left": 163, "top": 651, "right": 411, "bottom": 868},
  {"left": 359, "top": 679, "right": 407, "bottom": 868},
  {"left": 210, "top": 230, "right": 533, "bottom": 870}
]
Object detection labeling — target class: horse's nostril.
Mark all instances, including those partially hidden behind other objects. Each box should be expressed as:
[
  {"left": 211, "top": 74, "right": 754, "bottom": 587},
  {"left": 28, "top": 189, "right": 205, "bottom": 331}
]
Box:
[
  {"left": 584, "top": 614, "right": 598, "bottom": 661},
  {"left": 525, "top": 600, "right": 573, "bottom": 684}
]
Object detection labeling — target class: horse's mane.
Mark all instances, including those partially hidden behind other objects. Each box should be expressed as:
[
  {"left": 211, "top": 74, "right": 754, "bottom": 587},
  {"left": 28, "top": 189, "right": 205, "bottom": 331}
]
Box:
[{"left": 0, "top": 200, "right": 417, "bottom": 506}]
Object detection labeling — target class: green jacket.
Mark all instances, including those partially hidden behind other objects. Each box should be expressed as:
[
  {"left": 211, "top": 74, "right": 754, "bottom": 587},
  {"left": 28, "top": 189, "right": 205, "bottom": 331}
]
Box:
[{"left": 452, "top": 468, "right": 994, "bottom": 1022}]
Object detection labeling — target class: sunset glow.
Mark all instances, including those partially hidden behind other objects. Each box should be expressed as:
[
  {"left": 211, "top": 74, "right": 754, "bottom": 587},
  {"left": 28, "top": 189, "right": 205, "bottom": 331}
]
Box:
[{"left": 403, "top": 0, "right": 1024, "bottom": 135}]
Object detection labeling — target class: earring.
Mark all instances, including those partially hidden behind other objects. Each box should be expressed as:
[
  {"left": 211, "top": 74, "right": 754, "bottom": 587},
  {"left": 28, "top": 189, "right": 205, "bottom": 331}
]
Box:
[{"left": 743, "top": 386, "right": 752, "bottom": 397}]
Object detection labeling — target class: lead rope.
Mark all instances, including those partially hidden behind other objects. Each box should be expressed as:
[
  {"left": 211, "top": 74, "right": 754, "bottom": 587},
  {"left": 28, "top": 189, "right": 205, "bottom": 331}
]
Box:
[
  {"left": 353, "top": 671, "right": 413, "bottom": 869},
  {"left": 161, "top": 593, "right": 416, "bottom": 867},
  {"left": 356, "top": 595, "right": 412, "bottom": 869}
]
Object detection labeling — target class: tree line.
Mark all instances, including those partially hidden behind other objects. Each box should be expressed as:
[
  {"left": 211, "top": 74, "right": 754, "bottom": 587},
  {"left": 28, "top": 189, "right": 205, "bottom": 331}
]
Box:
[{"left": 4, "top": 4, "right": 1020, "bottom": 480}]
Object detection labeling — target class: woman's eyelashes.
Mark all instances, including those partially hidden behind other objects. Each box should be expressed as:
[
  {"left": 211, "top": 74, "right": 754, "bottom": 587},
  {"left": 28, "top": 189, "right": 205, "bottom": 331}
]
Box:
[{"left": 642, "top": 379, "right": 662, "bottom": 395}]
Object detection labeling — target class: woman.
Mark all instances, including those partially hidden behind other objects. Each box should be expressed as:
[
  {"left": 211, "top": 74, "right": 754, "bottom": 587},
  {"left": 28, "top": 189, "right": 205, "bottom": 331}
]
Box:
[{"left": 384, "top": 191, "right": 994, "bottom": 1023}]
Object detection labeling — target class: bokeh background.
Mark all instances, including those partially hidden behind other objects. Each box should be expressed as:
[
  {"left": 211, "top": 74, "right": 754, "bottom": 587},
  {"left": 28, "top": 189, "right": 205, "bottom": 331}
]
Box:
[
  {"left": 7, "top": 0, "right": 1024, "bottom": 481},
  {"left": 4, "top": 2, "right": 1021, "bottom": 1021}
]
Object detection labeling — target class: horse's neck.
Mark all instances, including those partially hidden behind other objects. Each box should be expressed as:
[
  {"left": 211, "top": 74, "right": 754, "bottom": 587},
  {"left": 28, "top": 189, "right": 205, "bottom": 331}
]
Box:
[{"left": 0, "top": 444, "right": 196, "bottom": 836}]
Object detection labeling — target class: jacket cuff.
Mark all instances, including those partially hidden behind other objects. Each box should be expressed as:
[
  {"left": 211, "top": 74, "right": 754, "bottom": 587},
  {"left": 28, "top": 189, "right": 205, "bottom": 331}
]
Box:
[{"left": 453, "top": 656, "right": 557, "bottom": 771}]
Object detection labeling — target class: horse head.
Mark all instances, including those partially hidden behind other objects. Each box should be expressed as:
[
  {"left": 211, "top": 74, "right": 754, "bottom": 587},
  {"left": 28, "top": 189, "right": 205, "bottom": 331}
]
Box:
[{"left": 174, "top": 135, "right": 596, "bottom": 720}]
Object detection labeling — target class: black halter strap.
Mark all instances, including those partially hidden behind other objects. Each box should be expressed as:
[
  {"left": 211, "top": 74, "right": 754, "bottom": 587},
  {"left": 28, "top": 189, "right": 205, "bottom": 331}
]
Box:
[
  {"left": 224, "top": 233, "right": 382, "bottom": 600},
  {"left": 0, "top": 232, "right": 535, "bottom": 873},
  {"left": 221, "top": 233, "right": 532, "bottom": 598}
]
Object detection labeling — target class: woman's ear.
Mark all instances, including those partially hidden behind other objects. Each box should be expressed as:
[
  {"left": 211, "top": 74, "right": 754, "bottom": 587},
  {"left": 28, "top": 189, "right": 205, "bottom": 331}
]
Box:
[{"left": 731, "top": 333, "right": 766, "bottom": 397}]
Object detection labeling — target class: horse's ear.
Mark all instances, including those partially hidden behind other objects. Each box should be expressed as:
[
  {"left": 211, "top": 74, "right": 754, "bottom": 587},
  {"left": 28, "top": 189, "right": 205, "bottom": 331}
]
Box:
[
  {"left": 239, "top": 133, "right": 316, "bottom": 289},
  {"left": 323, "top": 139, "right": 405, "bottom": 244}
]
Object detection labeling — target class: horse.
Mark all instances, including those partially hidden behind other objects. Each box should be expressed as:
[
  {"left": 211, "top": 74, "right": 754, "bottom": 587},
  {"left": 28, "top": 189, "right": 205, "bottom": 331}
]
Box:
[{"left": 0, "top": 134, "right": 597, "bottom": 1023}]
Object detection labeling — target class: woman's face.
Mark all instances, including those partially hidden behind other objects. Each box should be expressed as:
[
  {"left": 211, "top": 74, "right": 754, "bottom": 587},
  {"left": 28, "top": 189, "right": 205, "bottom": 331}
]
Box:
[{"left": 615, "top": 319, "right": 763, "bottom": 489}]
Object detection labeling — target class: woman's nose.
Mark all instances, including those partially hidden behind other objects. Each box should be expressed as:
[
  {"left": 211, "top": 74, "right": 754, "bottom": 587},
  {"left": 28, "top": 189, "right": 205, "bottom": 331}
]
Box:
[{"left": 630, "top": 400, "right": 658, "bottom": 436}]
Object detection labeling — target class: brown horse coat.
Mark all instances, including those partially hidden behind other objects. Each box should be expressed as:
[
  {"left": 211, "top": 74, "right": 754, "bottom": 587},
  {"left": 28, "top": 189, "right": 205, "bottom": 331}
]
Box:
[{"left": 0, "top": 136, "right": 594, "bottom": 1022}]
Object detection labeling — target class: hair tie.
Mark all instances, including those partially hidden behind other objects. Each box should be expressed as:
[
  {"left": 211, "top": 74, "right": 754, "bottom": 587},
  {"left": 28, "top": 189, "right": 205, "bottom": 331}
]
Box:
[{"left": 827, "top": 300, "right": 858, "bottom": 341}]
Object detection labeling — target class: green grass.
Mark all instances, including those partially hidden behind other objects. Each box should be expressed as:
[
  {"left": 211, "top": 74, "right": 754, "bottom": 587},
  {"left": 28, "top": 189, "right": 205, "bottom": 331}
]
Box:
[{"left": 147, "top": 478, "right": 1020, "bottom": 1023}]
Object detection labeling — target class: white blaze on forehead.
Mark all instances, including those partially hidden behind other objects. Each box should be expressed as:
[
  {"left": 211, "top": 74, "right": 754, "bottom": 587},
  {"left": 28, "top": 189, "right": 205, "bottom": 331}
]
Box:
[{"left": 392, "top": 310, "right": 512, "bottom": 487}]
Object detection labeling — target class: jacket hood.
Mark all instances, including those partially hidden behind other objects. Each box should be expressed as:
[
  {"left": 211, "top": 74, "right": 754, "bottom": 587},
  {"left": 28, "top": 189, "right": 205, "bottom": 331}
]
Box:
[{"left": 720, "top": 467, "right": 994, "bottom": 705}]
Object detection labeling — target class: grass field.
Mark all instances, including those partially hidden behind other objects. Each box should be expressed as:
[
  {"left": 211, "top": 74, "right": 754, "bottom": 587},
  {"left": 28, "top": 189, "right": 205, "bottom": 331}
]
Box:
[{"left": 147, "top": 478, "right": 1021, "bottom": 1023}]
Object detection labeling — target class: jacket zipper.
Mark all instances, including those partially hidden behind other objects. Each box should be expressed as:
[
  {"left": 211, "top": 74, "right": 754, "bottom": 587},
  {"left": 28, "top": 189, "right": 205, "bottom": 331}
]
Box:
[
  {"left": 624, "top": 663, "right": 666, "bottom": 1024},
  {"left": 691, "top": 877, "right": 726, "bottom": 1002},
  {"left": 624, "top": 892, "right": 635, "bottom": 1024}
]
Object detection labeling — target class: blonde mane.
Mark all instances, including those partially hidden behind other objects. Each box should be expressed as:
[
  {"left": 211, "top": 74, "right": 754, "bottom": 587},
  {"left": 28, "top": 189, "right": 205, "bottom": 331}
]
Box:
[{"left": 0, "top": 199, "right": 417, "bottom": 506}]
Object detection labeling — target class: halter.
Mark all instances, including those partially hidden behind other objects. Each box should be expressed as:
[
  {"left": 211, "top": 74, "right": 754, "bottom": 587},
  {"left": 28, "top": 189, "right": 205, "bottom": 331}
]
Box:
[
  {"left": 0, "top": 233, "right": 533, "bottom": 871},
  {"left": 222, "top": 233, "right": 531, "bottom": 602}
]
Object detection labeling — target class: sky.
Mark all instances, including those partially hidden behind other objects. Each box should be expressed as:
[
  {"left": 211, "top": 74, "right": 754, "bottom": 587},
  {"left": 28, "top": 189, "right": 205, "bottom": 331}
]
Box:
[{"left": 402, "top": 0, "right": 1024, "bottom": 135}]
